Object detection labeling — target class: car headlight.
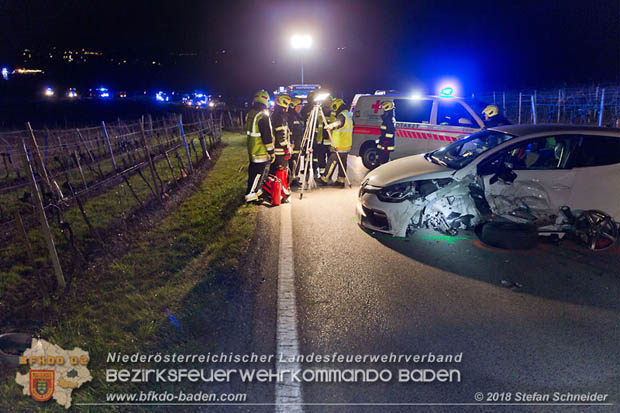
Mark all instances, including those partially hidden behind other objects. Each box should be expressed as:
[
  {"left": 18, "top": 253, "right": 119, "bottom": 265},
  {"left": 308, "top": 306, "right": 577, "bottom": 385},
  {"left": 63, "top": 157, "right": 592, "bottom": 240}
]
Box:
[{"left": 377, "top": 182, "right": 414, "bottom": 203}]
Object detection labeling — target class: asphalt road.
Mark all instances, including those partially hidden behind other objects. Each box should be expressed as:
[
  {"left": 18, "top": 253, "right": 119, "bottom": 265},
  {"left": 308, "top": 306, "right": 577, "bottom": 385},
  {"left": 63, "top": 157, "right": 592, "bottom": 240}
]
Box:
[{"left": 244, "top": 155, "right": 620, "bottom": 412}]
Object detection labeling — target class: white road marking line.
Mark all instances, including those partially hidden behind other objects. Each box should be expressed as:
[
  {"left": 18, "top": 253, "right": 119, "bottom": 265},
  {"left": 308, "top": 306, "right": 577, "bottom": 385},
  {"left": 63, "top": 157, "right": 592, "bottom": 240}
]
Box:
[{"left": 275, "top": 203, "right": 303, "bottom": 413}]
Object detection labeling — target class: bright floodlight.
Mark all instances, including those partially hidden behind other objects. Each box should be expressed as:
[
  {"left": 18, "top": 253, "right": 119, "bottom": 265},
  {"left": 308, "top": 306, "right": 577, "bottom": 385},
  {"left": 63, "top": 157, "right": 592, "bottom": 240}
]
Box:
[
  {"left": 314, "top": 92, "right": 330, "bottom": 102},
  {"left": 291, "top": 34, "right": 312, "bottom": 49}
]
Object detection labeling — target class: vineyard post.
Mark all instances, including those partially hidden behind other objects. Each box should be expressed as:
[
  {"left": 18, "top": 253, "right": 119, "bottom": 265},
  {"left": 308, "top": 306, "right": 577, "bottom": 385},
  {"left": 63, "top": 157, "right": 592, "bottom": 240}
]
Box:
[
  {"left": 101, "top": 121, "right": 118, "bottom": 171},
  {"left": 26, "top": 123, "right": 53, "bottom": 195},
  {"left": 205, "top": 112, "right": 214, "bottom": 148},
  {"left": 163, "top": 117, "right": 172, "bottom": 147},
  {"left": 18, "top": 136, "right": 65, "bottom": 289},
  {"left": 178, "top": 115, "right": 194, "bottom": 174},
  {"left": 147, "top": 113, "right": 162, "bottom": 151},
  {"left": 598, "top": 88, "right": 605, "bottom": 126},
  {"left": 531, "top": 95, "right": 537, "bottom": 124},
  {"left": 518, "top": 92, "right": 522, "bottom": 124},
  {"left": 139, "top": 119, "right": 162, "bottom": 202},
  {"left": 595, "top": 85, "right": 599, "bottom": 102},
  {"left": 209, "top": 111, "right": 215, "bottom": 143},
  {"left": 73, "top": 150, "right": 88, "bottom": 189},
  {"left": 196, "top": 116, "right": 211, "bottom": 160},
  {"left": 219, "top": 112, "right": 223, "bottom": 141}
]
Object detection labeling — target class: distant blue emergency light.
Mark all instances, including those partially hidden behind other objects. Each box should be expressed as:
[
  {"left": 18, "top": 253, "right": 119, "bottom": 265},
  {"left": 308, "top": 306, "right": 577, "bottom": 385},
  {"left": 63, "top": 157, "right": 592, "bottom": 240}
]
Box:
[{"left": 439, "top": 86, "right": 454, "bottom": 97}]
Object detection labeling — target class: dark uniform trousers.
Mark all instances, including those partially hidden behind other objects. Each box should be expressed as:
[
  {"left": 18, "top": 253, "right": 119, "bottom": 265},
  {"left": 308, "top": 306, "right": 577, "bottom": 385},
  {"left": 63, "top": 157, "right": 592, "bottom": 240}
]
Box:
[
  {"left": 323, "top": 150, "right": 348, "bottom": 183},
  {"left": 247, "top": 161, "right": 269, "bottom": 194}
]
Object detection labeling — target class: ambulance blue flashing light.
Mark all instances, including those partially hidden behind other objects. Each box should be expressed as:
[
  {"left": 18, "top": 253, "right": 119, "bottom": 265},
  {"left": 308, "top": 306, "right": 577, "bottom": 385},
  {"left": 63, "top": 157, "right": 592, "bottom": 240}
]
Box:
[{"left": 439, "top": 86, "right": 454, "bottom": 97}]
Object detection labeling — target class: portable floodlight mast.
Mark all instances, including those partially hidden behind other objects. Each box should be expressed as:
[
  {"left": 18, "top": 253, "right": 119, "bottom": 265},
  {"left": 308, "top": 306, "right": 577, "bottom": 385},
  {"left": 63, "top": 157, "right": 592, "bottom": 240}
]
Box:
[{"left": 294, "top": 93, "right": 352, "bottom": 199}]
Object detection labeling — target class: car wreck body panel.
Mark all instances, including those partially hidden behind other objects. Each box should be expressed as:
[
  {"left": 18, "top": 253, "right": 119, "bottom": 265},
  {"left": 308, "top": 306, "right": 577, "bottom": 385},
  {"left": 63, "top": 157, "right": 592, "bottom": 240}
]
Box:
[{"left": 357, "top": 125, "right": 620, "bottom": 249}]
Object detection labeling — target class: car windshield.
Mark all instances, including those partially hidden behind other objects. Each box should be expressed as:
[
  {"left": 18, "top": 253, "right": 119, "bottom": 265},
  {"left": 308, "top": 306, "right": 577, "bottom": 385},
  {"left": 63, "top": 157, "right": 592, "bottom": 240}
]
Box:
[{"left": 427, "top": 130, "right": 516, "bottom": 169}]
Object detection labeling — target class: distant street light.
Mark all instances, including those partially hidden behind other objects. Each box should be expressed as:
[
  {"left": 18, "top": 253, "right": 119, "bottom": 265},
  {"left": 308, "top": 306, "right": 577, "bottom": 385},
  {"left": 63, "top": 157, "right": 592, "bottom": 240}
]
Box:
[{"left": 291, "top": 34, "right": 312, "bottom": 84}]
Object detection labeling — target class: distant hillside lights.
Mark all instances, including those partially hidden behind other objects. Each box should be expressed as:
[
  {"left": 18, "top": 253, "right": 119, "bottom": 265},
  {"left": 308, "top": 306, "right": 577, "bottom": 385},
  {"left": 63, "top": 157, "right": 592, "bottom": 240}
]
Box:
[{"left": 12, "top": 68, "right": 45, "bottom": 75}]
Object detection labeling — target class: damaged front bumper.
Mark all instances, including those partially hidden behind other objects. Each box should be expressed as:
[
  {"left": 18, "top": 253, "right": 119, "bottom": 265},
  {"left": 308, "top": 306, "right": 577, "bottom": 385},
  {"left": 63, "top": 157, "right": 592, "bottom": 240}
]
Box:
[
  {"left": 357, "top": 177, "right": 486, "bottom": 238},
  {"left": 357, "top": 191, "right": 416, "bottom": 237}
]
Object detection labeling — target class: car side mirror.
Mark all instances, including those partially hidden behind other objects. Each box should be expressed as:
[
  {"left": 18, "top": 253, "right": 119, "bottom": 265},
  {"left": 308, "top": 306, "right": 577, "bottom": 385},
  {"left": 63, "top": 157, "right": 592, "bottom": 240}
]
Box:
[{"left": 458, "top": 118, "right": 473, "bottom": 126}]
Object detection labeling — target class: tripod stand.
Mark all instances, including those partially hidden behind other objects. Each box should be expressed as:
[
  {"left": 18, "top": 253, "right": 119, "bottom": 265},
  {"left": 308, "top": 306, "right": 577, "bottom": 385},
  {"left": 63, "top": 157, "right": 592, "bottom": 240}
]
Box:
[{"left": 293, "top": 103, "right": 352, "bottom": 199}]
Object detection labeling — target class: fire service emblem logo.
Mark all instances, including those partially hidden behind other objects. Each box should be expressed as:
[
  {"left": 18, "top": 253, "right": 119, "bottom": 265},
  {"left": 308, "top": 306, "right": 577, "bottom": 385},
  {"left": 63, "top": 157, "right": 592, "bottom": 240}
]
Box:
[{"left": 29, "top": 370, "right": 55, "bottom": 402}]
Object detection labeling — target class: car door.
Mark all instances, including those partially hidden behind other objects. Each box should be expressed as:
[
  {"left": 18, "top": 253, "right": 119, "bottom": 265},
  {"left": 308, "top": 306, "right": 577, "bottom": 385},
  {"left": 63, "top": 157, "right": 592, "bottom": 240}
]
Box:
[
  {"left": 431, "top": 99, "right": 481, "bottom": 151},
  {"left": 567, "top": 134, "right": 620, "bottom": 220},
  {"left": 392, "top": 98, "right": 434, "bottom": 158},
  {"left": 478, "top": 135, "right": 578, "bottom": 218}
]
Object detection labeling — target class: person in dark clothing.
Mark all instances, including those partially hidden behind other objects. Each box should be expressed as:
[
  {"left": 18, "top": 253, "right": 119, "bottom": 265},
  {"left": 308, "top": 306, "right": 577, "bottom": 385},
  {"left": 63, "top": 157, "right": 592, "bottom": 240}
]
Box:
[
  {"left": 376, "top": 100, "right": 396, "bottom": 164},
  {"left": 245, "top": 90, "right": 275, "bottom": 202},
  {"left": 482, "top": 104, "right": 511, "bottom": 127},
  {"left": 300, "top": 91, "right": 315, "bottom": 120},
  {"left": 269, "top": 93, "right": 292, "bottom": 197},
  {"left": 287, "top": 97, "right": 304, "bottom": 182},
  {"left": 316, "top": 96, "right": 334, "bottom": 173},
  {"left": 319, "top": 98, "right": 352, "bottom": 187}
]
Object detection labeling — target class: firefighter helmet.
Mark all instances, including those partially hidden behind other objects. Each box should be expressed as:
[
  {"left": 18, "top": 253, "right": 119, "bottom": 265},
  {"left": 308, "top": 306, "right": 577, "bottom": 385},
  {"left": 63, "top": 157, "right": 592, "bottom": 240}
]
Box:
[
  {"left": 330, "top": 98, "right": 345, "bottom": 112},
  {"left": 380, "top": 101, "right": 394, "bottom": 111},
  {"left": 253, "top": 89, "right": 270, "bottom": 106},
  {"left": 482, "top": 105, "right": 499, "bottom": 118},
  {"left": 275, "top": 94, "right": 291, "bottom": 108},
  {"left": 290, "top": 97, "right": 302, "bottom": 108}
]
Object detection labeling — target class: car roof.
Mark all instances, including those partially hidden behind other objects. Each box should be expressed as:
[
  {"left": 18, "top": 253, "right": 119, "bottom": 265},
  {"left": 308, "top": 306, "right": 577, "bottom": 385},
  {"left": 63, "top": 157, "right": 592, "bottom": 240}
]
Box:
[{"left": 489, "top": 124, "right": 620, "bottom": 136}]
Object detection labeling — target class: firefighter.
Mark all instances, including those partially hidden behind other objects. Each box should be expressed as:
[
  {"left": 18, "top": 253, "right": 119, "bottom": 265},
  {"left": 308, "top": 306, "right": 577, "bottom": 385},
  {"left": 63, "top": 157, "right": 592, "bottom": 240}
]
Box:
[
  {"left": 300, "top": 91, "right": 317, "bottom": 172},
  {"left": 482, "top": 105, "right": 510, "bottom": 127},
  {"left": 245, "top": 89, "right": 275, "bottom": 203},
  {"left": 376, "top": 100, "right": 395, "bottom": 164},
  {"left": 316, "top": 96, "right": 334, "bottom": 174},
  {"left": 288, "top": 97, "right": 304, "bottom": 184},
  {"left": 319, "top": 98, "right": 352, "bottom": 187},
  {"left": 300, "top": 90, "right": 315, "bottom": 120},
  {"left": 269, "top": 93, "right": 292, "bottom": 198}
]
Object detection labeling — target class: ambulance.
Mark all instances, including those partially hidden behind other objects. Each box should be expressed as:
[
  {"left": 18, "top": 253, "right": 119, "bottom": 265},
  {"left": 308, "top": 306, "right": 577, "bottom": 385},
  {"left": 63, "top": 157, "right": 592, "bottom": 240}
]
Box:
[{"left": 352, "top": 91, "right": 491, "bottom": 169}]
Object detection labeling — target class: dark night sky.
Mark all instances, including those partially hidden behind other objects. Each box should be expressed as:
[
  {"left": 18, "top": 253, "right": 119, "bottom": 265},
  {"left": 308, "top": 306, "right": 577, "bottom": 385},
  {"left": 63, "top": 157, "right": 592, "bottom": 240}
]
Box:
[{"left": 1, "top": 0, "right": 619, "bottom": 98}]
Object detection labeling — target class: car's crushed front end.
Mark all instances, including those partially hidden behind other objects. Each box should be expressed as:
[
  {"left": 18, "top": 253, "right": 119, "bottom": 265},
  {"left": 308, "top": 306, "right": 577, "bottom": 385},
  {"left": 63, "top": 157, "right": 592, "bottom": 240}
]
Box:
[
  {"left": 356, "top": 153, "right": 482, "bottom": 237},
  {"left": 357, "top": 174, "right": 486, "bottom": 238}
]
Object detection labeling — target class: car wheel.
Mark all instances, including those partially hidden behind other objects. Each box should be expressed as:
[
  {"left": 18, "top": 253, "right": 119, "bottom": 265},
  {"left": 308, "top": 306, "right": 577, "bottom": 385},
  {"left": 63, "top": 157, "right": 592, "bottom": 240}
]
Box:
[
  {"left": 574, "top": 210, "right": 618, "bottom": 251},
  {"left": 479, "top": 221, "right": 538, "bottom": 250},
  {"left": 361, "top": 145, "right": 381, "bottom": 170}
]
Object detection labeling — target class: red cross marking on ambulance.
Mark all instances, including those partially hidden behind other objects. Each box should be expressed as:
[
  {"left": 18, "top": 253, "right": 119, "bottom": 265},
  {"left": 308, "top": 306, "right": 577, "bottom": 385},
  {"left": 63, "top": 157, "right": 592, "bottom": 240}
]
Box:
[{"left": 371, "top": 99, "right": 382, "bottom": 113}]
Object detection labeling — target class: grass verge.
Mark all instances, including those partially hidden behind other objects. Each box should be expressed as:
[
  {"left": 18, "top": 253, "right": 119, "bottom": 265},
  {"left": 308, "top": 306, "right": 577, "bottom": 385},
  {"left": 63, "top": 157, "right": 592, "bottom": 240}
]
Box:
[
  {"left": 1, "top": 132, "right": 209, "bottom": 319},
  {"left": 0, "top": 131, "right": 257, "bottom": 411}
]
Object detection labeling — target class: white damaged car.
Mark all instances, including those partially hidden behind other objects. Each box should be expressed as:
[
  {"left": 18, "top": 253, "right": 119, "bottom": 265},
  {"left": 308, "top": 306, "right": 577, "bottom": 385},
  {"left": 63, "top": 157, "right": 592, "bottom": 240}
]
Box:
[{"left": 357, "top": 124, "right": 620, "bottom": 250}]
